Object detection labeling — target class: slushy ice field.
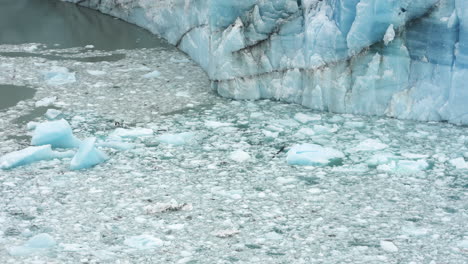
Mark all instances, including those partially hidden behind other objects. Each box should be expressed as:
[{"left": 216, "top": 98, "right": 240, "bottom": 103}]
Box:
[{"left": 0, "top": 42, "right": 467, "bottom": 263}]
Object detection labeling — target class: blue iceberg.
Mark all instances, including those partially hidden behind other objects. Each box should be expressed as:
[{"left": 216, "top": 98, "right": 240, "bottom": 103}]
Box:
[
  {"left": 70, "top": 138, "right": 109, "bottom": 170},
  {"left": 0, "top": 145, "right": 74, "bottom": 170},
  {"left": 31, "top": 119, "right": 81, "bottom": 149}
]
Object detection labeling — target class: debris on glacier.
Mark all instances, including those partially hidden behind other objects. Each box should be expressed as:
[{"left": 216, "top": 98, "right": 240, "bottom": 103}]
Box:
[
  {"left": 8, "top": 233, "right": 56, "bottom": 256},
  {"left": 144, "top": 200, "right": 192, "bottom": 214},
  {"left": 42, "top": 66, "right": 76, "bottom": 86},
  {"left": 157, "top": 132, "right": 195, "bottom": 146},
  {"left": 229, "top": 149, "right": 251, "bottom": 163},
  {"left": 124, "top": 235, "right": 163, "bottom": 250},
  {"left": 45, "top": 109, "right": 62, "bottom": 120},
  {"left": 70, "top": 138, "right": 108, "bottom": 170},
  {"left": 287, "top": 144, "right": 345, "bottom": 166},
  {"left": 0, "top": 145, "right": 74, "bottom": 170},
  {"left": 31, "top": 119, "right": 81, "bottom": 148}
]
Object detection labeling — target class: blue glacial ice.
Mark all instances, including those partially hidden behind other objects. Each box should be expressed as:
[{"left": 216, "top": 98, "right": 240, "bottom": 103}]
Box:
[
  {"left": 42, "top": 66, "right": 76, "bottom": 86},
  {"left": 8, "top": 233, "right": 56, "bottom": 256},
  {"left": 64, "top": 0, "right": 468, "bottom": 125},
  {"left": 70, "top": 137, "right": 109, "bottom": 170},
  {"left": 31, "top": 119, "right": 81, "bottom": 148},
  {"left": 0, "top": 145, "right": 74, "bottom": 170},
  {"left": 157, "top": 132, "right": 195, "bottom": 146}
]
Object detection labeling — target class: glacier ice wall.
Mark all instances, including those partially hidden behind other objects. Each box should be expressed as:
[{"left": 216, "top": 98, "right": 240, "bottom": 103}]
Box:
[{"left": 63, "top": 0, "right": 468, "bottom": 124}]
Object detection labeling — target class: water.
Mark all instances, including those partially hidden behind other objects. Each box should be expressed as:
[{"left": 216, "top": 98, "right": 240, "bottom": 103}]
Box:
[
  {"left": 0, "top": 0, "right": 171, "bottom": 50},
  {"left": 0, "top": 85, "right": 35, "bottom": 110},
  {"left": 0, "top": 1, "right": 467, "bottom": 263}
]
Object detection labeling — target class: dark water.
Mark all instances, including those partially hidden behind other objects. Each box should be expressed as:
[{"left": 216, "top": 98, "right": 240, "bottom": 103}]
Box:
[
  {"left": 0, "top": 0, "right": 170, "bottom": 50},
  {"left": 0, "top": 85, "right": 36, "bottom": 110}
]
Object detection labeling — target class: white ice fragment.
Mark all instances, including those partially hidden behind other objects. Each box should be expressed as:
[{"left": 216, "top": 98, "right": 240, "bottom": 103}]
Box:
[
  {"left": 367, "top": 153, "right": 395, "bottom": 166},
  {"left": 294, "top": 113, "right": 321, "bottom": 123},
  {"left": 8, "top": 233, "right": 56, "bottom": 256},
  {"left": 449, "top": 157, "right": 468, "bottom": 169},
  {"left": 229, "top": 150, "right": 251, "bottom": 162},
  {"left": 383, "top": 24, "right": 395, "bottom": 45},
  {"left": 287, "top": 144, "right": 344, "bottom": 166},
  {"left": 85, "top": 45, "right": 94, "bottom": 49},
  {"left": 70, "top": 138, "right": 108, "bottom": 170},
  {"left": 167, "top": 224, "right": 185, "bottom": 230},
  {"left": 212, "top": 230, "right": 240, "bottom": 238},
  {"left": 124, "top": 235, "right": 163, "bottom": 250},
  {"left": 205, "top": 121, "right": 233, "bottom": 128},
  {"left": 352, "top": 139, "right": 388, "bottom": 152},
  {"left": 313, "top": 125, "right": 338, "bottom": 134},
  {"left": 0, "top": 145, "right": 74, "bottom": 170},
  {"left": 45, "top": 109, "right": 62, "bottom": 120},
  {"left": 35, "top": 96, "right": 57, "bottom": 107},
  {"left": 142, "top": 70, "right": 161, "bottom": 79},
  {"left": 262, "top": 130, "right": 279, "bottom": 138},
  {"left": 42, "top": 66, "right": 76, "bottom": 86},
  {"left": 380, "top": 240, "right": 398, "bottom": 252},
  {"left": 158, "top": 132, "right": 195, "bottom": 146},
  {"left": 401, "top": 153, "right": 429, "bottom": 159},
  {"left": 26, "top": 121, "right": 39, "bottom": 131},
  {"left": 86, "top": 70, "right": 107, "bottom": 76},
  {"left": 32, "top": 119, "right": 81, "bottom": 148},
  {"left": 175, "top": 91, "right": 190, "bottom": 97},
  {"left": 23, "top": 44, "right": 39, "bottom": 52},
  {"left": 457, "top": 239, "right": 468, "bottom": 249},
  {"left": 397, "top": 160, "right": 429, "bottom": 173},
  {"left": 110, "top": 128, "right": 153, "bottom": 139},
  {"left": 96, "top": 141, "right": 135, "bottom": 151},
  {"left": 296, "top": 128, "right": 315, "bottom": 136}
]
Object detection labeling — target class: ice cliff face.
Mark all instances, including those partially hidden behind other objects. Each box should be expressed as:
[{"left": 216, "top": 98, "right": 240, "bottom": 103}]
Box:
[{"left": 64, "top": 0, "right": 468, "bottom": 124}]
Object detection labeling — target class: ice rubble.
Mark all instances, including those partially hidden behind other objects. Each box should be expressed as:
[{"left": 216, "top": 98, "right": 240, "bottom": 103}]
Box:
[
  {"left": 157, "top": 132, "right": 195, "bottom": 146},
  {"left": 65, "top": 0, "right": 468, "bottom": 124}
]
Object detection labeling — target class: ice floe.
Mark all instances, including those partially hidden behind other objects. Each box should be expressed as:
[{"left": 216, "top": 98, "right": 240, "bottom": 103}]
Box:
[{"left": 287, "top": 144, "right": 344, "bottom": 166}]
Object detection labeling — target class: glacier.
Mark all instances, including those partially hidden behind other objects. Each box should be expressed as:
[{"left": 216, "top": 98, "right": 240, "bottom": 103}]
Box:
[{"left": 62, "top": 0, "right": 468, "bottom": 124}]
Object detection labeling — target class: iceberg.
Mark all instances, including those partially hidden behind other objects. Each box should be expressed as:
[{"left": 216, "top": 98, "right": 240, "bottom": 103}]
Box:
[
  {"left": 70, "top": 138, "right": 109, "bottom": 170},
  {"left": 109, "top": 128, "right": 153, "bottom": 139},
  {"left": 8, "top": 233, "right": 56, "bottom": 256},
  {"left": 124, "top": 235, "right": 163, "bottom": 250},
  {"left": 64, "top": 0, "right": 468, "bottom": 125},
  {"left": 0, "top": 145, "right": 74, "bottom": 170},
  {"left": 31, "top": 119, "right": 81, "bottom": 148},
  {"left": 42, "top": 66, "right": 76, "bottom": 86},
  {"left": 287, "top": 144, "right": 344, "bottom": 166}
]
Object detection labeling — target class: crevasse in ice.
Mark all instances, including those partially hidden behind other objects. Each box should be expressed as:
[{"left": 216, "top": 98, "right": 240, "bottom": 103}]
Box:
[{"left": 64, "top": 0, "right": 468, "bottom": 124}]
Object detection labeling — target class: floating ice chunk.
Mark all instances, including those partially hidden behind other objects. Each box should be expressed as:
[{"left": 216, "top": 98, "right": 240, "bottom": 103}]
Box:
[
  {"left": 229, "top": 150, "right": 251, "bottom": 162},
  {"left": 45, "top": 109, "right": 62, "bottom": 120},
  {"left": 42, "top": 66, "right": 76, "bottom": 86},
  {"left": 0, "top": 145, "right": 74, "bottom": 170},
  {"left": 313, "top": 125, "right": 338, "bottom": 134},
  {"left": 401, "top": 153, "right": 429, "bottom": 159},
  {"left": 383, "top": 24, "right": 395, "bottom": 45},
  {"left": 35, "top": 96, "right": 57, "bottom": 107},
  {"left": 296, "top": 128, "right": 315, "bottom": 136},
  {"left": 287, "top": 144, "right": 344, "bottom": 166},
  {"left": 124, "top": 235, "right": 163, "bottom": 250},
  {"left": 343, "top": 121, "right": 365, "bottom": 128},
  {"left": 294, "top": 113, "right": 321, "bottom": 123},
  {"left": 158, "top": 132, "right": 195, "bottom": 146},
  {"left": 26, "top": 121, "right": 39, "bottom": 131},
  {"left": 97, "top": 141, "right": 135, "bottom": 151},
  {"left": 23, "top": 44, "right": 39, "bottom": 52},
  {"left": 352, "top": 139, "right": 388, "bottom": 152},
  {"left": 380, "top": 240, "right": 398, "bottom": 252},
  {"left": 31, "top": 119, "right": 81, "bottom": 148},
  {"left": 449, "top": 157, "right": 468, "bottom": 169},
  {"left": 401, "top": 225, "right": 429, "bottom": 236},
  {"left": 397, "top": 160, "right": 429, "bottom": 173},
  {"left": 142, "top": 70, "right": 161, "bottom": 78},
  {"left": 205, "top": 121, "right": 233, "bottom": 128},
  {"left": 86, "top": 70, "right": 107, "bottom": 76},
  {"left": 144, "top": 200, "right": 192, "bottom": 214},
  {"left": 457, "top": 239, "right": 468, "bottom": 250},
  {"left": 70, "top": 138, "right": 108, "bottom": 170},
  {"left": 262, "top": 130, "right": 279, "bottom": 138},
  {"left": 213, "top": 230, "right": 240, "bottom": 238},
  {"left": 367, "top": 153, "right": 396, "bottom": 166},
  {"left": 110, "top": 128, "right": 153, "bottom": 139},
  {"left": 8, "top": 233, "right": 56, "bottom": 256},
  {"left": 175, "top": 91, "right": 190, "bottom": 97}
]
